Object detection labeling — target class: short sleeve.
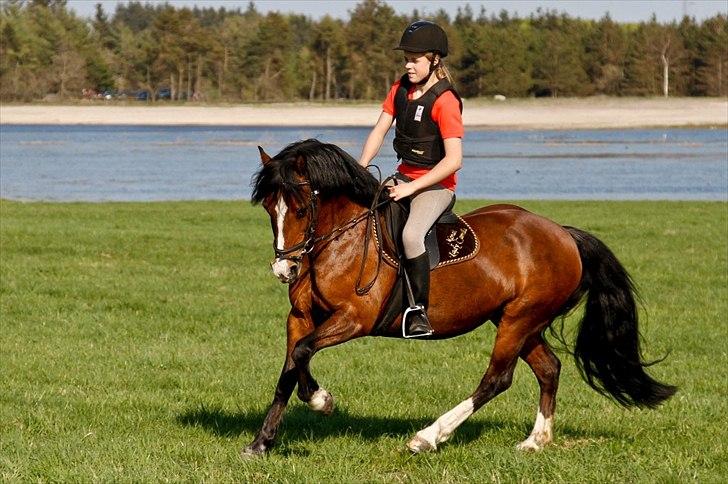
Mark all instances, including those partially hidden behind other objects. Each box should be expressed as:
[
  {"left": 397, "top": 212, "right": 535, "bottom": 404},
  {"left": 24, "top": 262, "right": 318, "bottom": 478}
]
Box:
[
  {"left": 431, "top": 91, "right": 464, "bottom": 139},
  {"left": 382, "top": 81, "right": 401, "bottom": 116}
]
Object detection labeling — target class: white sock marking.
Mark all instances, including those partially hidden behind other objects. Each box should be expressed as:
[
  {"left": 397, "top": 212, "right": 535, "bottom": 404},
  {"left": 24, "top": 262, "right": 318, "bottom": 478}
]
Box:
[
  {"left": 533, "top": 411, "right": 551, "bottom": 437},
  {"left": 518, "top": 410, "right": 553, "bottom": 451},
  {"left": 308, "top": 388, "right": 332, "bottom": 412},
  {"left": 415, "top": 398, "right": 474, "bottom": 448}
]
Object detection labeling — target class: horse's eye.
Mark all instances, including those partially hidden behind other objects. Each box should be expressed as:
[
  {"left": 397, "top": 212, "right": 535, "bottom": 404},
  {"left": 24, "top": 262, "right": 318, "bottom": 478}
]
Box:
[{"left": 295, "top": 207, "right": 307, "bottom": 219}]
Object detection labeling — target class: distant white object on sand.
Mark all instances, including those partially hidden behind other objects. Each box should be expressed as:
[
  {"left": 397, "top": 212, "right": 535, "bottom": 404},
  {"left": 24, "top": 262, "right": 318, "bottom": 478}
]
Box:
[{"left": 494, "top": 94, "right": 507, "bottom": 101}]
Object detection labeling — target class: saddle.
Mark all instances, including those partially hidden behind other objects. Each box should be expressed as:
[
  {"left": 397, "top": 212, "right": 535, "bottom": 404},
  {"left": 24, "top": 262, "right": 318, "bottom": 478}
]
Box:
[
  {"left": 364, "top": 179, "right": 480, "bottom": 336},
  {"left": 374, "top": 196, "right": 479, "bottom": 271}
]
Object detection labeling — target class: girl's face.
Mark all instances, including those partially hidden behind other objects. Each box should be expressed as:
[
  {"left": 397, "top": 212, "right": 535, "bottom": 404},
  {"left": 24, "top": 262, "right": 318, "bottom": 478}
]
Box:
[{"left": 403, "top": 52, "right": 432, "bottom": 84}]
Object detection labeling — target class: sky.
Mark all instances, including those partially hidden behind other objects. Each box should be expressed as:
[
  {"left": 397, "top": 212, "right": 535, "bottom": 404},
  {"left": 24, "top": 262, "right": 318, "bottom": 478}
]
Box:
[{"left": 66, "top": 0, "right": 728, "bottom": 23}]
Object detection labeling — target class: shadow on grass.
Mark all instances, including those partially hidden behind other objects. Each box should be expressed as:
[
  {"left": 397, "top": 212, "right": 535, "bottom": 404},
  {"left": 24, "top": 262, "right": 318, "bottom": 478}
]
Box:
[
  {"left": 177, "top": 403, "right": 497, "bottom": 446},
  {"left": 177, "top": 403, "right": 621, "bottom": 454}
]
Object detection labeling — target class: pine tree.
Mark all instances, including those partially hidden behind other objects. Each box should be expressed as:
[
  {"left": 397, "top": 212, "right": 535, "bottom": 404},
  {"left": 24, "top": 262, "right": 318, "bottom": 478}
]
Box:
[
  {"left": 530, "top": 11, "right": 590, "bottom": 96},
  {"left": 695, "top": 15, "right": 728, "bottom": 96},
  {"left": 311, "top": 16, "right": 346, "bottom": 101},
  {"left": 1, "top": 0, "right": 725, "bottom": 102},
  {"left": 479, "top": 19, "right": 533, "bottom": 97},
  {"left": 585, "top": 13, "right": 628, "bottom": 95},
  {"left": 345, "top": 0, "right": 402, "bottom": 100}
]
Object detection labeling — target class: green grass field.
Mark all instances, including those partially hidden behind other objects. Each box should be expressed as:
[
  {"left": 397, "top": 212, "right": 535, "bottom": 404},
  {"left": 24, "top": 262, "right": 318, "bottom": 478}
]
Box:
[{"left": 1, "top": 199, "right": 726, "bottom": 482}]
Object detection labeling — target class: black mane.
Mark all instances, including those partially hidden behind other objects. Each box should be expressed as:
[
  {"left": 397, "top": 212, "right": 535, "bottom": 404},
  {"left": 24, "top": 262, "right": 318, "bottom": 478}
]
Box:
[{"left": 251, "top": 139, "right": 379, "bottom": 206}]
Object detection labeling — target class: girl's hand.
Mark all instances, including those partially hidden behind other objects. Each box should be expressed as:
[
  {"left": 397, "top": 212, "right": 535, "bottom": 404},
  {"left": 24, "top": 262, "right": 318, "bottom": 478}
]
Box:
[{"left": 388, "top": 182, "right": 417, "bottom": 201}]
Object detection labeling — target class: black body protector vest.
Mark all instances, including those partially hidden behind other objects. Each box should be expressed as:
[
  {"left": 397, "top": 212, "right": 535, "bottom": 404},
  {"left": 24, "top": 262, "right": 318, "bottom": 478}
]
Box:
[{"left": 393, "top": 74, "right": 463, "bottom": 168}]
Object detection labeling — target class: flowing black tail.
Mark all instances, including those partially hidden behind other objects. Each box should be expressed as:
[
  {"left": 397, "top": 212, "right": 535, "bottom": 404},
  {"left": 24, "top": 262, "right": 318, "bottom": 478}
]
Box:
[{"left": 565, "top": 226, "right": 677, "bottom": 408}]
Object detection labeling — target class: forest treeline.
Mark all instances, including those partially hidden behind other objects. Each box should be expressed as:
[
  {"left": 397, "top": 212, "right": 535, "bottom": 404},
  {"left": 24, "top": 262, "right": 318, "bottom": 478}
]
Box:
[{"left": 1, "top": 0, "right": 726, "bottom": 102}]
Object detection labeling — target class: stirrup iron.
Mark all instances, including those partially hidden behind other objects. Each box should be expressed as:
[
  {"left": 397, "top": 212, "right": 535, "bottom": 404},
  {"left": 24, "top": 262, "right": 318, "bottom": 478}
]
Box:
[{"left": 402, "top": 305, "right": 434, "bottom": 339}]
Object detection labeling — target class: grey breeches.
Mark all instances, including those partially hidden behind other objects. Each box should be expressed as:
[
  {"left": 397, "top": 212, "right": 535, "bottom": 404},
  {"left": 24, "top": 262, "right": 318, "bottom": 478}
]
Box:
[{"left": 387, "top": 177, "right": 455, "bottom": 259}]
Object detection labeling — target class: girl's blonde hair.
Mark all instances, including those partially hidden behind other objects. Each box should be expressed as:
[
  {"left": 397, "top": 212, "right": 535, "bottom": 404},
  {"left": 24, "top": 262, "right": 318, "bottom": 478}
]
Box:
[{"left": 426, "top": 53, "right": 454, "bottom": 84}]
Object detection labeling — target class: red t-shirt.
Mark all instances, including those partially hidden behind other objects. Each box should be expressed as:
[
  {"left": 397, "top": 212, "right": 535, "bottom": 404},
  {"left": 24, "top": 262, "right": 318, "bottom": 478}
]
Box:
[{"left": 382, "top": 80, "right": 463, "bottom": 191}]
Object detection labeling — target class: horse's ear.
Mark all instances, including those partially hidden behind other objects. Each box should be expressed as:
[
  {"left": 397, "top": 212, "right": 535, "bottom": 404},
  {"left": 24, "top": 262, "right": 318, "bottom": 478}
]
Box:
[{"left": 258, "top": 146, "right": 271, "bottom": 165}]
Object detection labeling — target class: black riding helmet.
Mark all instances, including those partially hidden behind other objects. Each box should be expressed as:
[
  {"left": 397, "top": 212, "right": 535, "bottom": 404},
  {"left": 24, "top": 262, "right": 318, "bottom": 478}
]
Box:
[{"left": 394, "top": 20, "right": 448, "bottom": 58}]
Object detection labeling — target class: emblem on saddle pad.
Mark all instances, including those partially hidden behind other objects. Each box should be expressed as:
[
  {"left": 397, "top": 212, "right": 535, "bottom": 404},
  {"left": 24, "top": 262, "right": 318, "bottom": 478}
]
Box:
[{"left": 446, "top": 228, "right": 467, "bottom": 258}]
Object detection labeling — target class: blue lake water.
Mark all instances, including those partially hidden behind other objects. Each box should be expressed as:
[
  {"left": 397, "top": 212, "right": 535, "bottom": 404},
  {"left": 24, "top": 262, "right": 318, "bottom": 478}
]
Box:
[{"left": 0, "top": 124, "right": 726, "bottom": 201}]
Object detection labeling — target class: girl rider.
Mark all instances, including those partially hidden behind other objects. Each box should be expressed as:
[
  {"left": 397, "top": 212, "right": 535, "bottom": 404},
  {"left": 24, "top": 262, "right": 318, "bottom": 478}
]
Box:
[{"left": 358, "top": 20, "right": 463, "bottom": 338}]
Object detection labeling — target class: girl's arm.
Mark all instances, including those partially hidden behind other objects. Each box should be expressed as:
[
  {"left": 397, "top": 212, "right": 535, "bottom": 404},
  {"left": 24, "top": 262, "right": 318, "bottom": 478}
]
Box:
[
  {"left": 388, "top": 137, "right": 462, "bottom": 200},
  {"left": 358, "top": 111, "right": 394, "bottom": 167}
]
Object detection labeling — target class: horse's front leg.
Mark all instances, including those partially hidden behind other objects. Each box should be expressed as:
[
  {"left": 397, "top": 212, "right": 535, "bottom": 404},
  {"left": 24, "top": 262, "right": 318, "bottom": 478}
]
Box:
[
  {"left": 292, "top": 306, "right": 366, "bottom": 412},
  {"left": 243, "top": 308, "right": 314, "bottom": 457},
  {"left": 242, "top": 360, "right": 297, "bottom": 456},
  {"left": 296, "top": 355, "right": 335, "bottom": 415},
  {"left": 287, "top": 313, "right": 335, "bottom": 415}
]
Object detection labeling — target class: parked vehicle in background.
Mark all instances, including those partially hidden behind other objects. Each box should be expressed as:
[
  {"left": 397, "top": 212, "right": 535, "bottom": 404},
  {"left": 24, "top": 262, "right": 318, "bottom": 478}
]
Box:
[{"left": 79, "top": 87, "right": 181, "bottom": 102}]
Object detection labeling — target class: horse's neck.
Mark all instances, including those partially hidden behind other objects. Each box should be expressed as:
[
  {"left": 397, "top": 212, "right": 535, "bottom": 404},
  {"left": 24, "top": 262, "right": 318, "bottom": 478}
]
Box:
[
  {"left": 307, "top": 194, "right": 397, "bottom": 313},
  {"left": 313, "top": 196, "right": 373, "bottom": 265},
  {"left": 316, "top": 196, "right": 369, "bottom": 234}
]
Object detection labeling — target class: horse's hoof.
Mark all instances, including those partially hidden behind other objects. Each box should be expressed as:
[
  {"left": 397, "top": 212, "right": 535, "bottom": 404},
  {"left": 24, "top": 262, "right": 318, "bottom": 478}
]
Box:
[
  {"left": 407, "top": 434, "right": 437, "bottom": 454},
  {"left": 516, "top": 438, "right": 543, "bottom": 452},
  {"left": 308, "top": 388, "right": 334, "bottom": 416},
  {"left": 241, "top": 444, "right": 267, "bottom": 458}
]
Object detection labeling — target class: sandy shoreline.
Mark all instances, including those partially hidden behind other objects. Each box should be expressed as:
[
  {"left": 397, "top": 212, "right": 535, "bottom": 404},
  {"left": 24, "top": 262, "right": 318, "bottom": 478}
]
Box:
[{"left": 1, "top": 98, "right": 726, "bottom": 129}]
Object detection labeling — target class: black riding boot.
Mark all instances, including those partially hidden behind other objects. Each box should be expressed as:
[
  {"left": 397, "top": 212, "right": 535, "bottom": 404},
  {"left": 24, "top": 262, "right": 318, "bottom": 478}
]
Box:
[{"left": 403, "top": 253, "right": 434, "bottom": 338}]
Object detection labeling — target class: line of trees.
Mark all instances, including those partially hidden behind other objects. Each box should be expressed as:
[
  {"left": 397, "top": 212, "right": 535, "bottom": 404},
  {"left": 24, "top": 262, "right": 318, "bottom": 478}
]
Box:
[{"left": 1, "top": 0, "right": 726, "bottom": 102}]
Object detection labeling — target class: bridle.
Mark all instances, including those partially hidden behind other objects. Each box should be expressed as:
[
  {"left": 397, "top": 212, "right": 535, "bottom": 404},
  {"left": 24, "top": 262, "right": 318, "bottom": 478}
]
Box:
[
  {"left": 271, "top": 176, "right": 394, "bottom": 294},
  {"left": 272, "top": 182, "right": 319, "bottom": 264}
]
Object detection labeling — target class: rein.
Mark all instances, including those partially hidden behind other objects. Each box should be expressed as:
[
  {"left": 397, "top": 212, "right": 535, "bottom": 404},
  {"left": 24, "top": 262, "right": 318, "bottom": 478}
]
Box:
[
  {"left": 273, "top": 173, "right": 394, "bottom": 295},
  {"left": 353, "top": 178, "right": 393, "bottom": 295}
]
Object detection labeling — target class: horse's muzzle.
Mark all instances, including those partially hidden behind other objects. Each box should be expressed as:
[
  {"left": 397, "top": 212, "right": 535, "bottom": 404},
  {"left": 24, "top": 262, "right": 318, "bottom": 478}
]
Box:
[{"left": 270, "top": 258, "right": 300, "bottom": 283}]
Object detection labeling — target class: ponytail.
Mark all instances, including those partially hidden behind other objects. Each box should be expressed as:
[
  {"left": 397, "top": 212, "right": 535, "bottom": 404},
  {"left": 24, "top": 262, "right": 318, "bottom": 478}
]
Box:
[
  {"left": 426, "top": 53, "right": 454, "bottom": 85},
  {"left": 436, "top": 63, "right": 454, "bottom": 84}
]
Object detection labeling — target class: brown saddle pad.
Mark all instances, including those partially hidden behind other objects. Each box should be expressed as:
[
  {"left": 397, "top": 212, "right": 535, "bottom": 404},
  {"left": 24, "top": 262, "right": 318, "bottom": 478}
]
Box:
[{"left": 373, "top": 211, "right": 480, "bottom": 270}]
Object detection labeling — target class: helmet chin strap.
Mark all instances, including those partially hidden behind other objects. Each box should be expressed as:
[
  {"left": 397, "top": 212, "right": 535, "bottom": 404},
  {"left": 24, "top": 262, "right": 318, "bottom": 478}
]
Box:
[{"left": 415, "top": 58, "right": 438, "bottom": 87}]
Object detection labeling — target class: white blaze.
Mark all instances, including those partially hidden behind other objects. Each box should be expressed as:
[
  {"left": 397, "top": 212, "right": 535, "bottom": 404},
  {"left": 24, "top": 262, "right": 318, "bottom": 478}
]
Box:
[
  {"left": 275, "top": 196, "right": 287, "bottom": 251},
  {"left": 271, "top": 196, "right": 291, "bottom": 279}
]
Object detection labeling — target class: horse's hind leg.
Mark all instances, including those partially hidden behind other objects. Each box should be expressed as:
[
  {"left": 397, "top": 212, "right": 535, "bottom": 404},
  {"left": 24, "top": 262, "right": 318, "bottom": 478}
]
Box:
[
  {"left": 517, "top": 333, "right": 560, "bottom": 451},
  {"left": 407, "top": 321, "right": 526, "bottom": 453}
]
